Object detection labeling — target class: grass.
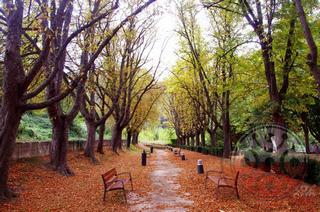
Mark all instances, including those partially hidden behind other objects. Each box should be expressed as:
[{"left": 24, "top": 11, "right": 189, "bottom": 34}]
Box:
[
  {"left": 17, "top": 112, "right": 174, "bottom": 145},
  {"left": 139, "top": 127, "right": 176, "bottom": 144},
  {"left": 17, "top": 112, "right": 88, "bottom": 141}
]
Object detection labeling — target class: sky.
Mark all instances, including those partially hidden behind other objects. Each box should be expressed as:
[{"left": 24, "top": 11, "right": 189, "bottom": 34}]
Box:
[
  {"left": 145, "top": 0, "right": 211, "bottom": 81},
  {"left": 148, "top": 0, "right": 180, "bottom": 80}
]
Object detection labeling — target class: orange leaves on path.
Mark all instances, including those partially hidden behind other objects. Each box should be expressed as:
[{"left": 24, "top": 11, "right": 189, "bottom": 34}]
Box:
[
  {"left": 1, "top": 149, "right": 153, "bottom": 211},
  {"left": 1, "top": 148, "right": 320, "bottom": 211}
]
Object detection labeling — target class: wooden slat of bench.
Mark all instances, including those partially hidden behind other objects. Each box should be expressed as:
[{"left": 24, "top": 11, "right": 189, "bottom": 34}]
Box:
[
  {"left": 206, "top": 171, "right": 240, "bottom": 199},
  {"left": 102, "top": 168, "right": 134, "bottom": 202},
  {"left": 217, "top": 179, "right": 228, "bottom": 187},
  {"left": 208, "top": 175, "right": 220, "bottom": 183},
  {"left": 107, "top": 181, "right": 125, "bottom": 191},
  {"left": 103, "top": 168, "right": 117, "bottom": 181}
]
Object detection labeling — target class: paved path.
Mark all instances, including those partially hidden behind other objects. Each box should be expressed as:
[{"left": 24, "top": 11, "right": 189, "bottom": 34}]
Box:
[{"left": 129, "top": 150, "right": 193, "bottom": 211}]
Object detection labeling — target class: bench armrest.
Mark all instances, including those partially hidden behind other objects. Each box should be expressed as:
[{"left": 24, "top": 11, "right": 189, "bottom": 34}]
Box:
[
  {"left": 117, "top": 172, "right": 132, "bottom": 180},
  {"left": 206, "top": 170, "right": 222, "bottom": 178}
]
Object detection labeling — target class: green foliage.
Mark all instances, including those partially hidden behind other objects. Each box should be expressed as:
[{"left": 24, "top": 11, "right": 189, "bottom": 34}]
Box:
[
  {"left": 182, "top": 145, "right": 223, "bottom": 156},
  {"left": 17, "top": 112, "right": 87, "bottom": 141},
  {"left": 305, "top": 158, "right": 320, "bottom": 185},
  {"left": 140, "top": 127, "right": 176, "bottom": 144}
]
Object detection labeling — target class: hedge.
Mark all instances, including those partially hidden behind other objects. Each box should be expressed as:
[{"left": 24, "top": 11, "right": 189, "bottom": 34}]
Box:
[
  {"left": 243, "top": 150, "right": 320, "bottom": 185},
  {"left": 179, "top": 145, "right": 223, "bottom": 157}
]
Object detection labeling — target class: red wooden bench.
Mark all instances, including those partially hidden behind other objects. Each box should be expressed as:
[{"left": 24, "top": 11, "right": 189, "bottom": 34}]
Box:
[
  {"left": 102, "top": 168, "right": 133, "bottom": 202},
  {"left": 205, "top": 170, "right": 240, "bottom": 199}
]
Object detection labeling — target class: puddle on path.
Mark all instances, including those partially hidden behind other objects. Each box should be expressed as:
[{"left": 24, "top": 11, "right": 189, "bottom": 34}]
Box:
[{"left": 129, "top": 150, "right": 193, "bottom": 212}]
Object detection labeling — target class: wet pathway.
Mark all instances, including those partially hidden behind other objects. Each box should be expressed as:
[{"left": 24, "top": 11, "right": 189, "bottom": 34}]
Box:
[{"left": 129, "top": 149, "right": 193, "bottom": 211}]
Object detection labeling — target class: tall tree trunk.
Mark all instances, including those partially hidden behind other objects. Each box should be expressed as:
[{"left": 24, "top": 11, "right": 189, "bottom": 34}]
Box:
[
  {"left": 84, "top": 120, "right": 97, "bottom": 162},
  {"left": 208, "top": 128, "right": 217, "bottom": 147},
  {"left": 183, "top": 137, "right": 186, "bottom": 145},
  {"left": 195, "top": 132, "right": 200, "bottom": 146},
  {"left": 222, "top": 89, "right": 231, "bottom": 158},
  {"left": 201, "top": 130, "right": 206, "bottom": 146},
  {"left": 97, "top": 122, "right": 106, "bottom": 154},
  {"left": 50, "top": 115, "right": 74, "bottom": 175},
  {"left": 186, "top": 137, "right": 190, "bottom": 146},
  {"left": 301, "top": 113, "right": 310, "bottom": 153},
  {"left": 0, "top": 109, "right": 22, "bottom": 199},
  {"left": 0, "top": 0, "right": 24, "bottom": 199},
  {"left": 295, "top": 0, "right": 320, "bottom": 96},
  {"left": 132, "top": 131, "right": 139, "bottom": 144},
  {"left": 191, "top": 135, "right": 195, "bottom": 146},
  {"left": 127, "top": 130, "right": 132, "bottom": 149},
  {"left": 302, "top": 123, "right": 310, "bottom": 154},
  {"left": 111, "top": 124, "right": 123, "bottom": 152}
]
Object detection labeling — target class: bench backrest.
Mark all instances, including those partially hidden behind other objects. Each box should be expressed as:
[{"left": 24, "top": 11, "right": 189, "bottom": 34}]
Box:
[{"left": 102, "top": 168, "right": 117, "bottom": 183}]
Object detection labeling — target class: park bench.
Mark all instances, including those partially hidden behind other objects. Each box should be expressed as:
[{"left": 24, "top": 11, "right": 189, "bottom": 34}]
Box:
[
  {"left": 101, "top": 168, "right": 133, "bottom": 202},
  {"left": 205, "top": 170, "right": 240, "bottom": 199}
]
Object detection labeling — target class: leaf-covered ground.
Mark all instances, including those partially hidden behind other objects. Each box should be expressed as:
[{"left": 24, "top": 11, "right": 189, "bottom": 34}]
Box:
[
  {"left": 1, "top": 147, "right": 320, "bottom": 211},
  {"left": 1, "top": 148, "right": 154, "bottom": 211},
  {"left": 172, "top": 149, "right": 320, "bottom": 211}
]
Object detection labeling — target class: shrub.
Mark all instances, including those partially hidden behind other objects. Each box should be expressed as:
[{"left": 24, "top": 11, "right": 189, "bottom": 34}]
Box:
[
  {"left": 208, "top": 147, "right": 223, "bottom": 157},
  {"left": 196, "top": 146, "right": 202, "bottom": 153},
  {"left": 304, "top": 158, "right": 320, "bottom": 185},
  {"left": 170, "top": 139, "right": 177, "bottom": 146},
  {"left": 202, "top": 147, "right": 209, "bottom": 154},
  {"left": 264, "top": 157, "right": 275, "bottom": 172},
  {"left": 244, "top": 149, "right": 260, "bottom": 168}
]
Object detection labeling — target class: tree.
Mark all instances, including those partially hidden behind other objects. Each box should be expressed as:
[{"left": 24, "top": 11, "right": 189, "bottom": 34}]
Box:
[
  {"left": 126, "top": 83, "right": 163, "bottom": 147},
  {"left": 44, "top": 0, "right": 156, "bottom": 174},
  {"left": 107, "top": 14, "right": 158, "bottom": 152},
  {"left": 0, "top": 0, "right": 156, "bottom": 200},
  {"left": 204, "top": 0, "right": 299, "bottom": 152},
  {"left": 294, "top": 0, "right": 320, "bottom": 97}
]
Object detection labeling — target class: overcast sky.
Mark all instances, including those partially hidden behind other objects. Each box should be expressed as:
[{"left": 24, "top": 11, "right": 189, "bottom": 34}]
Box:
[
  {"left": 146, "top": 0, "right": 210, "bottom": 80},
  {"left": 149, "top": 0, "right": 179, "bottom": 80}
]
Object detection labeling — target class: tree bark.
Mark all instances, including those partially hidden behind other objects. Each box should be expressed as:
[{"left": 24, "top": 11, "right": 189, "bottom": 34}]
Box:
[
  {"left": 195, "top": 132, "right": 200, "bottom": 146},
  {"left": 301, "top": 113, "right": 310, "bottom": 153},
  {"left": 295, "top": 0, "right": 320, "bottom": 96},
  {"left": 0, "top": 0, "right": 24, "bottom": 200},
  {"left": 186, "top": 137, "right": 190, "bottom": 146},
  {"left": 0, "top": 108, "right": 22, "bottom": 200},
  {"left": 222, "top": 88, "right": 231, "bottom": 158},
  {"left": 132, "top": 131, "right": 139, "bottom": 145},
  {"left": 97, "top": 122, "right": 106, "bottom": 154},
  {"left": 111, "top": 124, "right": 123, "bottom": 152},
  {"left": 208, "top": 128, "right": 217, "bottom": 147},
  {"left": 183, "top": 137, "right": 186, "bottom": 145},
  {"left": 302, "top": 122, "right": 310, "bottom": 154},
  {"left": 201, "top": 130, "right": 206, "bottom": 146},
  {"left": 127, "top": 130, "right": 132, "bottom": 149},
  {"left": 49, "top": 115, "right": 74, "bottom": 175},
  {"left": 84, "top": 120, "right": 98, "bottom": 162},
  {"left": 191, "top": 135, "right": 195, "bottom": 146}
]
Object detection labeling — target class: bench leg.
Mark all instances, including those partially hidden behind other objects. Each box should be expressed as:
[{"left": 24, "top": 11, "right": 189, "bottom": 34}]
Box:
[
  {"left": 103, "top": 190, "right": 107, "bottom": 201},
  {"left": 235, "top": 186, "right": 240, "bottom": 199},
  {"left": 214, "top": 185, "right": 219, "bottom": 194},
  {"left": 205, "top": 177, "right": 208, "bottom": 189},
  {"left": 123, "top": 189, "right": 127, "bottom": 203}
]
